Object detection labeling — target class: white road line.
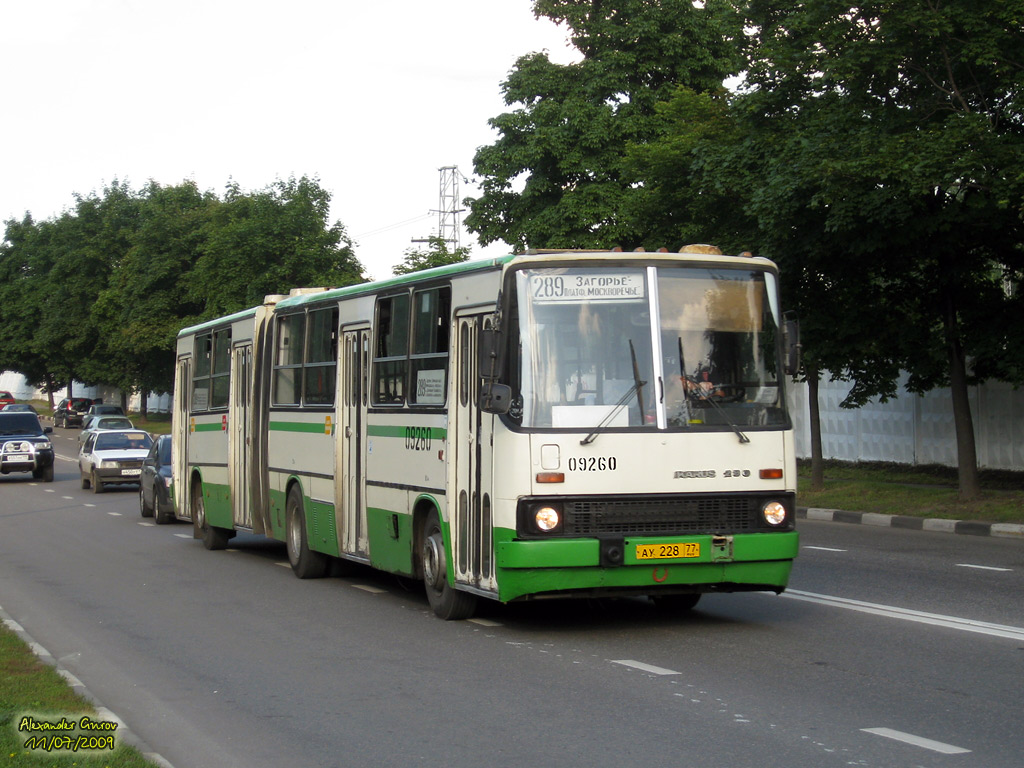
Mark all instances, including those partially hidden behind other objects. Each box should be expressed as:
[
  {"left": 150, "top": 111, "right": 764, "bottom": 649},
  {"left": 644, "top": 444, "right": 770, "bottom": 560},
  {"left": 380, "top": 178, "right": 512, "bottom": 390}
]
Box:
[
  {"left": 803, "top": 546, "right": 847, "bottom": 552},
  {"left": 138, "top": 522, "right": 155, "bottom": 527},
  {"left": 956, "top": 563, "right": 1012, "bottom": 572},
  {"left": 107, "top": 512, "right": 122, "bottom": 517},
  {"left": 274, "top": 562, "right": 290, "bottom": 567},
  {"left": 862, "top": 727, "right": 970, "bottom": 755},
  {"left": 468, "top": 618, "right": 502, "bottom": 627},
  {"left": 352, "top": 584, "right": 387, "bottom": 594},
  {"left": 783, "top": 590, "right": 1024, "bottom": 642},
  {"left": 173, "top": 533, "right": 191, "bottom": 539},
  {"left": 611, "top": 659, "right": 680, "bottom": 676}
]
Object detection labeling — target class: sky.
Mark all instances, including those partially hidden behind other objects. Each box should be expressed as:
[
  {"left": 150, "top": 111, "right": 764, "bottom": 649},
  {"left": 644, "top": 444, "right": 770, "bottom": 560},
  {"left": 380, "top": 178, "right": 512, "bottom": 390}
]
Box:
[{"left": 0, "top": 1, "right": 578, "bottom": 280}]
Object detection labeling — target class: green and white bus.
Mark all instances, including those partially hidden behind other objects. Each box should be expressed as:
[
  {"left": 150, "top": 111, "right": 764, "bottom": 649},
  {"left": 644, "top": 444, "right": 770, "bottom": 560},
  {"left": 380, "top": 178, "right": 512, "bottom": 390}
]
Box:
[{"left": 171, "top": 246, "right": 800, "bottom": 619}]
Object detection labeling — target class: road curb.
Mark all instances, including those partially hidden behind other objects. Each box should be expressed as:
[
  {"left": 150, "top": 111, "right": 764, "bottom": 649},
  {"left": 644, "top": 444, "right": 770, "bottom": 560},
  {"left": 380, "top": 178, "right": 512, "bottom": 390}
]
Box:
[
  {"left": 0, "top": 605, "right": 176, "bottom": 768},
  {"left": 799, "top": 507, "right": 1024, "bottom": 540}
]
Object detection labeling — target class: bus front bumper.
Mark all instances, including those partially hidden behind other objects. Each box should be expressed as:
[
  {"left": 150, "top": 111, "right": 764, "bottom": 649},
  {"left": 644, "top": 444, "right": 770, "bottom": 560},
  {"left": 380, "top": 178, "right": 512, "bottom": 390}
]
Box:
[{"left": 493, "top": 531, "right": 799, "bottom": 603}]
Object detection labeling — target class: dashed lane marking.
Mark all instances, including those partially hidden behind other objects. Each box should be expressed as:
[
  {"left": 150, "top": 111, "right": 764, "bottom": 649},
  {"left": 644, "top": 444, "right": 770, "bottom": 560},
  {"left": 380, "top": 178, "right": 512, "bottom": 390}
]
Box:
[
  {"left": 862, "top": 727, "right": 970, "bottom": 755},
  {"left": 611, "top": 659, "right": 680, "bottom": 676}
]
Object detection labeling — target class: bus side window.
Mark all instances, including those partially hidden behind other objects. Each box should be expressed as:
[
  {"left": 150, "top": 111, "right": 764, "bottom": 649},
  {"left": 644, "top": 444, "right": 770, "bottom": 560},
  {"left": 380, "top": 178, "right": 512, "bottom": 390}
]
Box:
[
  {"left": 372, "top": 293, "right": 410, "bottom": 405},
  {"left": 192, "top": 333, "right": 212, "bottom": 411},
  {"left": 304, "top": 307, "right": 338, "bottom": 405},
  {"left": 274, "top": 314, "right": 305, "bottom": 405},
  {"left": 409, "top": 287, "right": 450, "bottom": 406},
  {"left": 210, "top": 329, "right": 231, "bottom": 408}
]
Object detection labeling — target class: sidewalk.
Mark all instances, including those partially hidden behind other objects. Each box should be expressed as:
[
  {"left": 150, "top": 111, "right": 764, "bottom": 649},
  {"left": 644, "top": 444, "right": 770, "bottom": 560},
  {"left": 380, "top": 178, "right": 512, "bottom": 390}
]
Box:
[{"left": 798, "top": 507, "right": 1024, "bottom": 540}]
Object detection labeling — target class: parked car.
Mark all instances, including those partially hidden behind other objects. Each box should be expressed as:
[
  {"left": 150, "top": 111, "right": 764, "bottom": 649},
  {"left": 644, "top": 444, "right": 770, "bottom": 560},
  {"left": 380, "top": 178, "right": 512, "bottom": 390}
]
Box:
[
  {"left": 0, "top": 391, "right": 15, "bottom": 408},
  {"left": 81, "top": 404, "right": 126, "bottom": 430},
  {"left": 78, "top": 415, "right": 135, "bottom": 443},
  {"left": 1, "top": 403, "right": 37, "bottom": 413},
  {"left": 0, "top": 412, "right": 55, "bottom": 482},
  {"left": 139, "top": 434, "right": 174, "bottom": 523},
  {"left": 78, "top": 429, "right": 153, "bottom": 493},
  {"left": 53, "top": 397, "right": 94, "bottom": 428}
]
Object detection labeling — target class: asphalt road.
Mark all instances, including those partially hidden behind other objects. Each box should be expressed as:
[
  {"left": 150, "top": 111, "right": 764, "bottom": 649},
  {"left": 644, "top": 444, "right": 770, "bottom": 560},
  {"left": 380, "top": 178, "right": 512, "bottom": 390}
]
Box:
[{"left": 1, "top": 429, "right": 1022, "bottom": 768}]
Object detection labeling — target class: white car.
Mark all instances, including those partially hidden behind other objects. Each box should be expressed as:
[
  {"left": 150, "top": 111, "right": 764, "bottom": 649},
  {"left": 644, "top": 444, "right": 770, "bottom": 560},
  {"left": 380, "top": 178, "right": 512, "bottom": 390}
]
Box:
[
  {"left": 79, "top": 429, "right": 154, "bottom": 493},
  {"left": 78, "top": 415, "right": 134, "bottom": 443}
]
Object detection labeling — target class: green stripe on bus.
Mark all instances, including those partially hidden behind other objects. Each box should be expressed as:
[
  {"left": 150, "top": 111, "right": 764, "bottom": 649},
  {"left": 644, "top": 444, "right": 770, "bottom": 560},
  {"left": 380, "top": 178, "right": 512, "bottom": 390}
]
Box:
[
  {"left": 269, "top": 421, "right": 333, "bottom": 434},
  {"left": 192, "top": 422, "right": 224, "bottom": 433},
  {"left": 366, "top": 425, "right": 447, "bottom": 439}
]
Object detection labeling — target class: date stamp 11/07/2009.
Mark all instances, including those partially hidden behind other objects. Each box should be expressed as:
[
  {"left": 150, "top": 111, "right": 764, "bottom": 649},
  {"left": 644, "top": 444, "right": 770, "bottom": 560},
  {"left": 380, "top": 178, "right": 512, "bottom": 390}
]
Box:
[{"left": 16, "top": 714, "right": 118, "bottom": 754}]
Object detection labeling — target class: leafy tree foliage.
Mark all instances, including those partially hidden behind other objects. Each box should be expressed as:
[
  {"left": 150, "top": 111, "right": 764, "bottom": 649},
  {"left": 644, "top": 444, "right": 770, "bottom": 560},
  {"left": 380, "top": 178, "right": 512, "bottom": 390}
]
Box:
[
  {"left": 0, "top": 176, "right": 366, "bottom": 405},
  {"left": 392, "top": 236, "right": 471, "bottom": 275},
  {"left": 472, "top": 0, "right": 1024, "bottom": 498},
  {"left": 731, "top": 0, "right": 1024, "bottom": 498},
  {"left": 189, "top": 176, "right": 364, "bottom": 316},
  {"left": 466, "top": 0, "right": 743, "bottom": 252}
]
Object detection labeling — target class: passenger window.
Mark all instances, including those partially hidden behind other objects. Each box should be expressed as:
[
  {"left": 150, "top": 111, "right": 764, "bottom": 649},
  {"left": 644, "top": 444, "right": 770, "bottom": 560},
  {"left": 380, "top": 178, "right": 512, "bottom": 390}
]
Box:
[
  {"left": 372, "top": 293, "right": 410, "bottom": 405},
  {"left": 273, "top": 314, "right": 305, "bottom": 405},
  {"left": 304, "top": 307, "right": 338, "bottom": 405},
  {"left": 409, "top": 287, "right": 450, "bottom": 406}
]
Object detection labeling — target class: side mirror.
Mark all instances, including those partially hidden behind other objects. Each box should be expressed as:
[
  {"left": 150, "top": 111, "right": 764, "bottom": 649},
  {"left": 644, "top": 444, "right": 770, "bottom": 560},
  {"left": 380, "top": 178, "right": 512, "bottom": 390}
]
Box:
[
  {"left": 783, "top": 315, "right": 801, "bottom": 375},
  {"left": 480, "top": 383, "right": 512, "bottom": 414},
  {"left": 44, "top": 426, "right": 53, "bottom": 434},
  {"left": 478, "top": 327, "right": 502, "bottom": 381}
]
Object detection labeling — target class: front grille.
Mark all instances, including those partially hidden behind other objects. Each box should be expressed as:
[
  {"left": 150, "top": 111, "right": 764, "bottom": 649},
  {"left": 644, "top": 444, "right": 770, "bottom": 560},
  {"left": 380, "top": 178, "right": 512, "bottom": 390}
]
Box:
[
  {"left": 564, "top": 496, "right": 761, "bottom": 536},
  {"left": 117, "top": 460, "right": 144, "bottom": 469}
]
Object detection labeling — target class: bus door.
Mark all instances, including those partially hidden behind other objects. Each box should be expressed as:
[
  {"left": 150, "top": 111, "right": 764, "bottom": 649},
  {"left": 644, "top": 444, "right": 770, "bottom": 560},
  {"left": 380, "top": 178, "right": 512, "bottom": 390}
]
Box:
[
  {"left": 172, "top": 355, "right": 191, "bottom": 520},
  {"left": 230, "top": 343, "right": 252, "bottom": 529},
  {"left": 338, "top": 326, "right": 369, "bottom": 558},
  {"left": 451, "top": 312, "right": 496, "bottom": 593}
]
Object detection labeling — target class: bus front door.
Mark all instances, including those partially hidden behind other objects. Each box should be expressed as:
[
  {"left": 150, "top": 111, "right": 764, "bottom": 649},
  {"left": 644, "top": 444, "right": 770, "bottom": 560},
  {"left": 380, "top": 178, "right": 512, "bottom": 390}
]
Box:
[
  {"left": 172, "top": 356, "right": 191, "bottom": 520},
  {"left": 339, "top": 327, "right": 369, "bottom": 559},
  {"left": 451, "top": 313, "right": 496, "bottom": 593},
  {"left": 229, "top": 343, "right": 252, "bottom": 529}
]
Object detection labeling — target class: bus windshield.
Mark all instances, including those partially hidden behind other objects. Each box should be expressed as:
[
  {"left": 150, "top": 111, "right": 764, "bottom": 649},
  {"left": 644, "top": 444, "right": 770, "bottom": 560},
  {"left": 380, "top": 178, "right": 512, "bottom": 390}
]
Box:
[{"left": 511, "top": 265, "right": 788, "bottom": 431}]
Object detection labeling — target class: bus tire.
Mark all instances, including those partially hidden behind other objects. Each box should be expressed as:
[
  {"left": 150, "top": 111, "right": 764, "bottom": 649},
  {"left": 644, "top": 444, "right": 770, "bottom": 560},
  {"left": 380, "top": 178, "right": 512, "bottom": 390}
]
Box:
[
  {"left": 421, "top": 509, "right": 477, "bottom": 620},
  {"left": 194, "top": 479, "right": 229, "bottom": 550},
  {"left": 650, "top": 593, "right": 701, "bottom": 612},
  {"left": 286, "top": 485, "right": 329, "bottom": 579}
]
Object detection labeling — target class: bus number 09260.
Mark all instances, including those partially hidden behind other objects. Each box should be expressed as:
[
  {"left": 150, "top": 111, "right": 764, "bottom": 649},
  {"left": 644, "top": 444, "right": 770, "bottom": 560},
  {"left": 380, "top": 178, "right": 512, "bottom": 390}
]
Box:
[{"left": 567, "top": 456, "right": 617, "bottom": 472}]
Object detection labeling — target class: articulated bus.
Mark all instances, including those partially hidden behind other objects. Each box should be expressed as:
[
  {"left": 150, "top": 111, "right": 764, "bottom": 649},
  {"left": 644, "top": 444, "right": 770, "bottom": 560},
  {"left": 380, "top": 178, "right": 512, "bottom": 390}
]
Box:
[{"left": 171, "top": 246, "right": 800, "bottom": 619}]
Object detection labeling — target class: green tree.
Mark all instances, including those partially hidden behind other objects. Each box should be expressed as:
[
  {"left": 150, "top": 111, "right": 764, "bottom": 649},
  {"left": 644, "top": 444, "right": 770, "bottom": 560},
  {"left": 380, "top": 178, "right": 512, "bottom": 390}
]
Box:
[
  {"left": 189, "top": 176, "right": 365, "bottom": 316},
  {"left": 466, "top": 0, "right": 743, "bottom": 252},
  {"left": 633, "top": 1, "right": 1024, "bottom": 498},
  {"left": 392, "top": 236, "right": 471, "bottom": 275},
  {"left": 91, "top": 180, "right": 215, "bottom": 411}
]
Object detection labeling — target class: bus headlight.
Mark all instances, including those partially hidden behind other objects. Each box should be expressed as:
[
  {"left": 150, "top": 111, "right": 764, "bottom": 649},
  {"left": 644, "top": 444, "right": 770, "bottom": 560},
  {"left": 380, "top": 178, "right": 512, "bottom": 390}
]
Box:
[
  {"left": 534, "top": 505, "right": 562, "bottom": 533},
  {"left": 762, "top": 500, "right": 788, "bottom": 526}
]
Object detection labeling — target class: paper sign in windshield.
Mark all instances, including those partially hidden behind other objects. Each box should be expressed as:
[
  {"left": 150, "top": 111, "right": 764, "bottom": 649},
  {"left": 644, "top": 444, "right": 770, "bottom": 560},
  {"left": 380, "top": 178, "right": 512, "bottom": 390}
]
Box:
[{"left": 530, "top": 273, "right": 645, "bottom": 303}]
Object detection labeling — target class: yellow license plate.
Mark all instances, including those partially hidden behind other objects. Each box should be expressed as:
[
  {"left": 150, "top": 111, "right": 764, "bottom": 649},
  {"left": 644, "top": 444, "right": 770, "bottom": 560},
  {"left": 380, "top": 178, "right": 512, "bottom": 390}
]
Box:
[{"left": 635, "top": 542, "right": 700, "bottom": 560}]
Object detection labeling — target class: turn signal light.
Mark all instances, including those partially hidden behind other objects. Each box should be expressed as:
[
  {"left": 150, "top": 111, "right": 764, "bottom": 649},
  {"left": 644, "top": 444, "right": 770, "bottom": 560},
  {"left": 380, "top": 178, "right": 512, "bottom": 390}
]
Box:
[
  {"left": 759, "top": 468, "right": 783, "bottom": 480},
  {"left": 536, "top": 472, "right": 565, "bottom": 483}
]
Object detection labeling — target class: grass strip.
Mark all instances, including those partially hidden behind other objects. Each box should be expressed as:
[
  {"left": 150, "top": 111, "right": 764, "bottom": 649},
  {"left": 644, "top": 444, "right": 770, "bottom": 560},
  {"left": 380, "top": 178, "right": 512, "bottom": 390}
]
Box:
[
  {"left": 0, "top": 623, "right": 158, "bottom": 768},
  {"left": 798, "top": 460, "right": 1024, "bottom": 525}
]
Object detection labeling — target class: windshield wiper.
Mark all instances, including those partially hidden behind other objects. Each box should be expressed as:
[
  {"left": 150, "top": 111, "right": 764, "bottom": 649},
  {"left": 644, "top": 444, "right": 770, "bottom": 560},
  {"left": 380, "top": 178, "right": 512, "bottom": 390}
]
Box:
[
  {"left": 581, "top": 339, "right": 647, "bottom": 445},
  {"left": 691, "top": 385, "right": 750, "bottom": 444}
]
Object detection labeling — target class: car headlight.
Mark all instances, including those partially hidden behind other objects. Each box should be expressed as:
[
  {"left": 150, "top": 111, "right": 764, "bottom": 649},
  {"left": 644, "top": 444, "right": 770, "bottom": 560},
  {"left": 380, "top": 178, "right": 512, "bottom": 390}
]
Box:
[
  {"left": 762, "top": 500, "right": 789, "bottom": 526},
  {"left": 99, "top": 460, "right": 119, "bottom": 469},
  {"left": 36, "top": 441, "right": 51, "bottom": 451}
]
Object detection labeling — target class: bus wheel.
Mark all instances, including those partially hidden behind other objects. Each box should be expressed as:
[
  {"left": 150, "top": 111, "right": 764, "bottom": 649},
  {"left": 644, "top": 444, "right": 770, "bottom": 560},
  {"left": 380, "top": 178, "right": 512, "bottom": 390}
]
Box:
[
  {"left": 286, "top": 485, "right": 329, "bottom": 579},
  {"left": 194, "top": 480, "right": 229, "bottom": 550},
  {"left": 421, "top": 509, "right": 477, "bottom": 620},
  {"left": 650, "top": 593, "right": 701, "bottom": 612}
]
